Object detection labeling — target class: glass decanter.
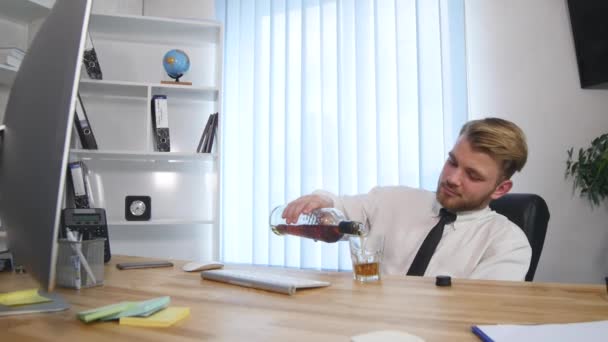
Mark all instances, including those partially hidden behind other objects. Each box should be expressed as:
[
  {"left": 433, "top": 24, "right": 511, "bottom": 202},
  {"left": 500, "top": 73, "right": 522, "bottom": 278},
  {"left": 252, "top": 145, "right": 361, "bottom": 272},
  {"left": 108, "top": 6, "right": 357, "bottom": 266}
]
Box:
[{"left": 269, "top": 205, "right": 368, "bottom": 243}]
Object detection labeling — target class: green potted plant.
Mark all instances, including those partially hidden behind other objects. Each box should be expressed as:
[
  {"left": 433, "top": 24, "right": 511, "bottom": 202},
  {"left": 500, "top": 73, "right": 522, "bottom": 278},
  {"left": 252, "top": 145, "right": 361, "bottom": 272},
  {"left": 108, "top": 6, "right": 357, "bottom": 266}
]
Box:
[{"left": 565, "top": 133, "right": 608, "bottom": 207}]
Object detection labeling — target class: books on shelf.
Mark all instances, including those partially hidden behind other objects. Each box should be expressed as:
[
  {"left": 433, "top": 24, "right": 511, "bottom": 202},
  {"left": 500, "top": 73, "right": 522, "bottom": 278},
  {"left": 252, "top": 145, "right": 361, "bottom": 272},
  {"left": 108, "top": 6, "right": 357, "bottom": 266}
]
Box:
[
  {"left": 197, "top": 112, "right": 218, "bottom": 153},
  {"left": 0, "top": 47, "right": 25, "bottom": 69},
  {"left": 196, "top": 114, "right": 212, "bottom": 152}
]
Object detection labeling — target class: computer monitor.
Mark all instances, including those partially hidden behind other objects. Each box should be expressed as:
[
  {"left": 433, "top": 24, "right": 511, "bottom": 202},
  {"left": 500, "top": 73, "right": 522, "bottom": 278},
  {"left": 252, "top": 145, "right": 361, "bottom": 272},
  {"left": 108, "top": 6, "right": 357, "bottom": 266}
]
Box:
[{"left": 0, "top": 0, "right": 92, "bottom": 292}]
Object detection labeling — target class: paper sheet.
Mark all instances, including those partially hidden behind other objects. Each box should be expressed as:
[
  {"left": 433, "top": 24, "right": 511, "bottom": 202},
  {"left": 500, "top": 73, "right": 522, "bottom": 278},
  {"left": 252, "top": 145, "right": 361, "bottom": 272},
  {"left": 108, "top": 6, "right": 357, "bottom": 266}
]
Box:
[{"left": 472, "top": 320, "right": 608, "bottom": 342}]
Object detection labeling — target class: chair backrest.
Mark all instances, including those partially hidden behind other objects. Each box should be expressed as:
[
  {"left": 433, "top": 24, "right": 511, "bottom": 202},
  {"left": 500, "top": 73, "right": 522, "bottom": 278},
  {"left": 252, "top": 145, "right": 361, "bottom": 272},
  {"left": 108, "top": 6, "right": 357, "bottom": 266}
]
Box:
[{"left": 489, "top": 193, "right": 550, "bottom": 281}]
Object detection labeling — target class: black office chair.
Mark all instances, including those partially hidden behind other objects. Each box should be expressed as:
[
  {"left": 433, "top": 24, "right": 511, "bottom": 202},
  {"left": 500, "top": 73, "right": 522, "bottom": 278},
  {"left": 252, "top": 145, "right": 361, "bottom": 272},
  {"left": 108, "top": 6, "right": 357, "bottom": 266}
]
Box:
[{"left": 489, "top": 193, "right": 550, "bottom": 281}]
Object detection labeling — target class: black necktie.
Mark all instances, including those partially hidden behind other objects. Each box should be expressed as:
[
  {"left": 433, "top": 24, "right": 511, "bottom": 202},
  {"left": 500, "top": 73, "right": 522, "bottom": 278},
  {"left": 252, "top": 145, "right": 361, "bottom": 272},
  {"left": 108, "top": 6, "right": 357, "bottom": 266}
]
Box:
[{"left": 407, "top": 208, "right": 457, "bottom": 276}]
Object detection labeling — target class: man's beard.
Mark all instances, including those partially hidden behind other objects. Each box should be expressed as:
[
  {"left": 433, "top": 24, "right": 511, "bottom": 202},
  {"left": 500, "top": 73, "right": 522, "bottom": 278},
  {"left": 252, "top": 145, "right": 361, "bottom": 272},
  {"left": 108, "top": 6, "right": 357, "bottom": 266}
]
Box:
[{"left": 436, "top": 182, "right": 494, "bottom": 212}]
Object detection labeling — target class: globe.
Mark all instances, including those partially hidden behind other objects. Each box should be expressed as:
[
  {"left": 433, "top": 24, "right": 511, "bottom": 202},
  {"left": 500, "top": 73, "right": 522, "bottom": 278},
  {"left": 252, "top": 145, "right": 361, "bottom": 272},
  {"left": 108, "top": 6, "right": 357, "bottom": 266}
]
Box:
[{"left": 163, "top": 49, "right": 190, "bottom": 82}]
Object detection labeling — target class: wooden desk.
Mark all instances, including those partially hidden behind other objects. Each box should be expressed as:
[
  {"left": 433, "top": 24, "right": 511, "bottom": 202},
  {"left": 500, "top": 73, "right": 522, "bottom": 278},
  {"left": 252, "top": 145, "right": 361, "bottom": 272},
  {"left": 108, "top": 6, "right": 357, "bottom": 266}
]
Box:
[{"left": 1, "top": 256, "right": 607, "bottom": 341}]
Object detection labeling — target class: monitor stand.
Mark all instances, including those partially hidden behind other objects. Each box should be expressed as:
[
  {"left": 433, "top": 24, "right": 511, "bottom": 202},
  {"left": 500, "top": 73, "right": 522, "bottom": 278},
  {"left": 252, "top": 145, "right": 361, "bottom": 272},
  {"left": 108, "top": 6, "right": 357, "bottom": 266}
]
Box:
[{"left": 0, "top": 291, "right": 70, "bottom": 316}]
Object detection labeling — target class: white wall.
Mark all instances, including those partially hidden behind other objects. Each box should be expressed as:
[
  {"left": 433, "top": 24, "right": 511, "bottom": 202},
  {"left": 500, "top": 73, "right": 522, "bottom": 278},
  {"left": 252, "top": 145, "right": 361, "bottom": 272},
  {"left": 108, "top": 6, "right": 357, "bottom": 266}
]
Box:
[
  {"left": 465, "top": 0, "right": 608, "bottom": 284},
  {"left": 92, "top": 0, "right": 143, "bottom": 15},
  {"left": 143, "top": 0, "right": 215, "bottom": 20},
  {"left": 92, "top": 0, "right": 216, "bottom": 19}
]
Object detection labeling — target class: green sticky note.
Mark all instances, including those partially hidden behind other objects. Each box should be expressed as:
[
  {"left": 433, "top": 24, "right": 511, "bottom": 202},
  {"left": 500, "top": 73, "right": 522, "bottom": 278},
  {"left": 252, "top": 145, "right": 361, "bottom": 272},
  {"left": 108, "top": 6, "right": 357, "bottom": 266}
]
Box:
[
  {"left": 77, "top": 302, "right": 133, "bottom": 323},
  {"left": 100, "top": 296, "right": 171, "bottom": 321},
  {"left": 0, "top": 288, "right": 52, "bottom": 307}
]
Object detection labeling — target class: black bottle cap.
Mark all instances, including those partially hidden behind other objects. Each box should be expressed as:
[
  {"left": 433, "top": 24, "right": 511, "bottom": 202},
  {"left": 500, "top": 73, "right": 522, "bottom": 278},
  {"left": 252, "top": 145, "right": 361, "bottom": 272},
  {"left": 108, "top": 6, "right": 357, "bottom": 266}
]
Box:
[
  {"left": 338, "top": 221, "right": 359, "bottom": 235},
  {"left": 436, "top": 275, "right": 452, "bottom": 287}
]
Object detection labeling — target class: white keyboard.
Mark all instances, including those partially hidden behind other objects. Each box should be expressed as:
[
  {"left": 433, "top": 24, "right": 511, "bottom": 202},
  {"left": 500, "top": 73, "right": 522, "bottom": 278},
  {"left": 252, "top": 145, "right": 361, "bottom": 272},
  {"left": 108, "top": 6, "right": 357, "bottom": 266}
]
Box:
[{"left": 200, "top": 269, "right": 331, "bottom": 295}]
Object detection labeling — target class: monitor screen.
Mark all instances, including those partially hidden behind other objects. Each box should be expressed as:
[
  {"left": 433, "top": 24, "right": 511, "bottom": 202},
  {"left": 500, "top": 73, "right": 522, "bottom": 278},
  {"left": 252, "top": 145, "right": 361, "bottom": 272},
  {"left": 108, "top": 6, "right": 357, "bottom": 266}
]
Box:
[
  {"left": 0, "top": 0, "right": 92, "bottom": 291},
  {"left": 567, "top": 0, "right": 608, "bottom": 88}
]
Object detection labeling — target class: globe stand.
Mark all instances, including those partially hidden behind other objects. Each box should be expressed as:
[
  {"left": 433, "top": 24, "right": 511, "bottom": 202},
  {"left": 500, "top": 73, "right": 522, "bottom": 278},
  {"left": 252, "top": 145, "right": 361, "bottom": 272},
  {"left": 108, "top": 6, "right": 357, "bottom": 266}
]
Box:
[
  {"left": 160, "top": 78, "right": 192, "bottom": 86},
  {"left": 161, "top": 73, "right": 192, "bottom": 85},
  {"left": 172, "top": 73, "right": 183, "bottom": 82}
]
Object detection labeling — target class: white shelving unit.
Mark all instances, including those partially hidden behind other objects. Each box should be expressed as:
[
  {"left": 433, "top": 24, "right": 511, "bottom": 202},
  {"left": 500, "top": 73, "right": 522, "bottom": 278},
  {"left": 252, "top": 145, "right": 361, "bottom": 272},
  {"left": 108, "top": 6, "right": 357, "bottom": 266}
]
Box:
[
  {"left": 0, "top": 0, "right": 50, "bottom": 23},
  {"left": 0, "top": 0, "right": 51, "bottom": 122},
  {"left": 0, "top": 1, "right": 223, "bottom": 262},
  {"left": 70, "top": 149, "right": 217, "bottom": 162},
  {"left": 89, "top": 13, "right": 220, "bottom": 46},
  {"left": 110, "top": 219, "right": 215, "bottom": 227},
  {"left": 78, "top": 79, "right": 219, "bottom": 102}
]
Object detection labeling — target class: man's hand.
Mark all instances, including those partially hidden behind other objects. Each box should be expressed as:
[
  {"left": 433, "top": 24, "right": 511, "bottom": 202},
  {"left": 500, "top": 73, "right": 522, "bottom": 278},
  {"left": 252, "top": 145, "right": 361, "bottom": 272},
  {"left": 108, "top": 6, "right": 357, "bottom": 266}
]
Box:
[{"left": 282, "top": 194, "right": 333, "bottom": 224}]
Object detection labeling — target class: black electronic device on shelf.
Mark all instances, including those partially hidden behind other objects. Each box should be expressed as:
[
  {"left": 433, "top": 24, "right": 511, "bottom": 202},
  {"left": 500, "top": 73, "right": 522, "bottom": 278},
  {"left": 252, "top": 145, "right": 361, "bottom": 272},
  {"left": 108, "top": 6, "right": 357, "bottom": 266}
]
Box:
[{"left": 61, "top": 208, "right": 111, "bottom": 263}]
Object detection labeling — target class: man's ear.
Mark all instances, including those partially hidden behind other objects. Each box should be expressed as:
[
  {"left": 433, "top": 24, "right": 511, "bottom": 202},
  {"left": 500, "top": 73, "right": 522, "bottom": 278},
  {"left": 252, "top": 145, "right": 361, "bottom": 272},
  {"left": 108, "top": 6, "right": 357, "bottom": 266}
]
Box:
[{"left": 490, "top": 179, "right": 512, "bottom": 200}]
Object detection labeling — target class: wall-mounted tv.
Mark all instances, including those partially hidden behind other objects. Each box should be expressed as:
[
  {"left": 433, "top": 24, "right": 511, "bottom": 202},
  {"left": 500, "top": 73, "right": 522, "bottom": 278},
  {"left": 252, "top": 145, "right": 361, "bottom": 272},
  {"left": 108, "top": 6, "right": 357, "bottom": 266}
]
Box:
[{"left": 567, "top": 0, "right": 608, "bottom": 88}]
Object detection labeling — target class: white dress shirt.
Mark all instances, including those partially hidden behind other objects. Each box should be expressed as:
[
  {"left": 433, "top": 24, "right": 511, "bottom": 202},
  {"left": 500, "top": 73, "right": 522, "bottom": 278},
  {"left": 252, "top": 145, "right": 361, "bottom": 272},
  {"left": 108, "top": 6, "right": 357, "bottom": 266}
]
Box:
[{"left": 317, "top": 186, "right": 532, "bottom": 281}]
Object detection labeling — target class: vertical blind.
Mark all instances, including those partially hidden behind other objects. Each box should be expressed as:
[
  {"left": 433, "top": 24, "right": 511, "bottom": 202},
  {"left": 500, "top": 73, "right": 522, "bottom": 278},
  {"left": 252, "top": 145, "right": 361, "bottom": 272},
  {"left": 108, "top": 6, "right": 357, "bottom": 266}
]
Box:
[{"left": 216, "top": 0, "right": 467, "bottom": 270}]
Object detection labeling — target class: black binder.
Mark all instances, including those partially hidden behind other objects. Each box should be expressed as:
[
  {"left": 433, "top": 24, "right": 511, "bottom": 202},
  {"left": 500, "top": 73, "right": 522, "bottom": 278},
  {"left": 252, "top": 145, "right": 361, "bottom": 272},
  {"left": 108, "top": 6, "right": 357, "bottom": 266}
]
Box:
[
  {"left": 151, "top": 95, "right": 170, "bottom": 152},
  {"left": 74, "top": 92, "right": 98, "bottom": 149},
  {"left": 82, "top": 33, "right": 103, "bottom": 80},
  {"left": 197, "top": 113, "right": 213, "bottom": 153},
  {"left": 197, "top": 112, "right": 218, "bottom": 153},
  {"left": 68, "top": 161, "right": 90, "bottom": 209},
  {"left": 205, "top": 113, "right": 218, "bottom": 153}
]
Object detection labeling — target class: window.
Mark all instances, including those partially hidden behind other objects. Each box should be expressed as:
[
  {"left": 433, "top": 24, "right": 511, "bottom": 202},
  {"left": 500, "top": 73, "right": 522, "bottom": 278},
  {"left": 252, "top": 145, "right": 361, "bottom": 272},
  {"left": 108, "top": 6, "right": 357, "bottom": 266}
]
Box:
[{"left": 216, "top": 0, "right": 467, "bottom": 270}]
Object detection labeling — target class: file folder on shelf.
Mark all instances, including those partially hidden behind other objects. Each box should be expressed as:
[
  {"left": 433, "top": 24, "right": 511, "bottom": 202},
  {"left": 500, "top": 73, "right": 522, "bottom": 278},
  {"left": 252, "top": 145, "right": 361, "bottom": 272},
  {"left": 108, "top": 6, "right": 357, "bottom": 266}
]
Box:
[
  {"left": 197, "top": 113, "right": 213, "bottom": 153},
  {"left": 197, "top": 112, "right": 218, "bottom": 153},
  {"left": 68, "top": 161, "right": 90, "bottom": 209},
  {"left": 151, "top": 95, "right": 170, "bottom": 152},
  {"left": 82, "top": 33, "right": 103, "bottom": 80},
  {"left": 73, "top": 92, "right": 98, "bottom": 149},
  {"left": 205, "top": 113, "right": 218, "bottom": 153}
]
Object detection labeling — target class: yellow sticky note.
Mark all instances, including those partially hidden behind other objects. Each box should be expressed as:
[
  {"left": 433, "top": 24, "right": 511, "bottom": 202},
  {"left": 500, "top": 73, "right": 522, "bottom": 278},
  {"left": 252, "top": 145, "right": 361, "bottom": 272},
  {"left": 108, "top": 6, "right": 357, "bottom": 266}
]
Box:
[
  {"left": 0, "top": 288, "right": 52, "bottom": 307},
  {"left": 119, "top": 307, "right": 190, "bottom": 328}
]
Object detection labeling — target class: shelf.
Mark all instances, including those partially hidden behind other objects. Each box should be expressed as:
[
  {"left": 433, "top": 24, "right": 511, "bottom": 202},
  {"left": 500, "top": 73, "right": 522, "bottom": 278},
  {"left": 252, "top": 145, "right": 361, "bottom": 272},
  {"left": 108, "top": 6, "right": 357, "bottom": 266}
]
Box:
[
  {"left": 88, "top": 13, "right": 221, "bottom": 46},
  {"left": 151, "top": 84, "right": 219, "bottom": 101},
  {"left": 0, "top": 0, "right": 50, "bottom": 23},
  {"left": 109, "top": 219, "right": 215, "bottom": 226},
  {"left": 79, "top": 79, "right": 148, "bottom": 98},
  {"left": 79, "top": 79, "right": 219, "bottom": 101},
  {"left": 0, "top": 64, "right": 18, "bottom": 86},
  {"left": 70, "top": 149, "right": 217, "bottom": 162}
]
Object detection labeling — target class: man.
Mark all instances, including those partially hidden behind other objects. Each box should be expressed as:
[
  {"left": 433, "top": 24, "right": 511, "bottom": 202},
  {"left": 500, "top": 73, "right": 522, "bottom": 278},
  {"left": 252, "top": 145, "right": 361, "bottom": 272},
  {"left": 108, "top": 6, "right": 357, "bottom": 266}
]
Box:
[{"left": 282, "top": 118, "right": 531, "bottom": 281}]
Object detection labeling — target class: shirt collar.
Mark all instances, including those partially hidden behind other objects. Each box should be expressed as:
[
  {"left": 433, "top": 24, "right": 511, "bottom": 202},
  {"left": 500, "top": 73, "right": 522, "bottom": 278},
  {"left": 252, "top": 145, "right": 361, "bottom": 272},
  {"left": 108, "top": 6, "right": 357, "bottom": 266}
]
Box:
[
  {"left": 431, "top": 197, "right": 491, "bottom": 224},
  {"left": 453, "top": 206, "right": 491, "bottom": 222}
]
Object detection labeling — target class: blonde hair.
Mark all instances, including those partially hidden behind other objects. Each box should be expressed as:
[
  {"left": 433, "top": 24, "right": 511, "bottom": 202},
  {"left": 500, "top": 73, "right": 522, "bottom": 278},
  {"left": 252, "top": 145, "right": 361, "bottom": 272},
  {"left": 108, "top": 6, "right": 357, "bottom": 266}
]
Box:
[{"left": 459, "top": 118, "right": 528, "bottom": 179}]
